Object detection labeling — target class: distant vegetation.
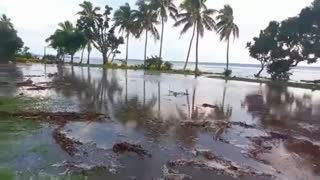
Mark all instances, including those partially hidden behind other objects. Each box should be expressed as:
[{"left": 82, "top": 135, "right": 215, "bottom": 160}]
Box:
[
  {"left": 3, "top": 0, "right": 320, "bottom": 81},
  {"left": 247, "top": 0, "right": 320, "bottom": 81}
]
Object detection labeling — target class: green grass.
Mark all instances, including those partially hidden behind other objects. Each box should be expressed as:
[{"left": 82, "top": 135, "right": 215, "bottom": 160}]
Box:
[
  {"left": 0, "top": 96, "right": 41, "bottom": 113},
  {"left": 0, "top": 169, "right": 14, "bottom": 180}
]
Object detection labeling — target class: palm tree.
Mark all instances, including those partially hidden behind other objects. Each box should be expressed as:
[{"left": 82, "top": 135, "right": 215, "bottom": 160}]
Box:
[
  {"left": 150, "top": 0, "right": 178, "bottom": 59},
  {"left": 216, "top": 5, "right": 239, "bottom": 75},
  {"left": 77, "top": 1, "right": 100, "bottom": 64},
  {"left": 113, "top": 3, "right": 139, "bottom": 65},
  {"left": 174, "top": 0, "right": 216, "bottom": 73},
  {"left": 57, "top": 21, "right": 74, "bottom": 32},
  {"left": 135, "top": 0, "right": 160, "bottom": 67},
  {"left": 0, "top": 14, "right": 14, "bottom": 30}
]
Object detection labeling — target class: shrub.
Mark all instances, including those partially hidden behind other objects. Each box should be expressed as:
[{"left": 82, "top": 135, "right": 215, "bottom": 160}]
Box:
[
  {"left": 267, "top": 60, "right": 292, "bottom": 81},
  {"left": 162, "top": 61, "right": 173, "bottom": 71},
  {"left": 145, "top": 56, "right": 173, "bottom": 71},
  {"left": 145, "top": 56, "right": 163, "bottom": 70},
  {"left": 223, "top": 69, "right": 232, "bottom": 77}
]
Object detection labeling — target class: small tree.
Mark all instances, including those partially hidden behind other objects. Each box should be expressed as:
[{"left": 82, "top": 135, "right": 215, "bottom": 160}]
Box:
[
  {"left": 247, "top": 21, "right": 279, "bottom": 77},
  {"left": 0, "top": 14, "right": 23, "bottom": 62},
  {"left": 89, "top": 5, "right": 124, "bottom": 64}
]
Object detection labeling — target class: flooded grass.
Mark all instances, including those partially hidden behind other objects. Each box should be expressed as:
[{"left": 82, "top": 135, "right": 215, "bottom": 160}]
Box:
[{"left": 1, "top": 63, "right": 320, "bottom": 179}]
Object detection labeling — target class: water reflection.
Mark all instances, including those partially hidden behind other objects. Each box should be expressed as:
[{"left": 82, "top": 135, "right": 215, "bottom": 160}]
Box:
[
  {"left": 0, "top": 64, "right": 22, "bottom": 95},
  {"left": 8, "top": 64, "right": 320, "bottom": 179}
]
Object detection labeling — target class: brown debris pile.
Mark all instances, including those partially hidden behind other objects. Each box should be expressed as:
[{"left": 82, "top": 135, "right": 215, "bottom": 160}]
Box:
[
  {"left": 168, "top": 157, "right": 272, "bottom": 178},
  {"left": 53, "top": 129, "right": 82, "bottom": 156},
  {"left": 246, "top": 131, "right": 294, "bottom": 164},
  {"left": 181, "top": 120, "right": 211, "bottom": 128},
  {"left": 202, "top": 103, "right": 218, "bottom": 109},
  {"left": 16, "top": 79, "right": 33, "bottom": 87},
  {"left": 16, "top": 78, "right": 67, "bottom": 91},
  {"left": 113, "top": 142, "right": 151, "bottom": 157},
  {"left": 16, "top": 79, "right": 51, "bottom": 90}
]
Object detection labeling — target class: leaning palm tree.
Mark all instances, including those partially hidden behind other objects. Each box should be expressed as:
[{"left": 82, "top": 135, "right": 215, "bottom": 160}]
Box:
[
  {"left": 150, "top": 0, "right": 178, "bottom": 59},
  {"left": 135, "top": 0, "right": 160, "bottom": 67},
  {"left": 77, "top": 1, "right": 100, "bottom": 64},
  {"left": 216, "top": 4, "right": 239, "bottom": 75},
  {"left": 0, "top": 14, "right": 14, "bottom": 30},
  {"left": 113, "top": 3, "right": 139, "bottom": 65},
  {"left": 174, "top": 0, "right": 216, "bottom": 73}
]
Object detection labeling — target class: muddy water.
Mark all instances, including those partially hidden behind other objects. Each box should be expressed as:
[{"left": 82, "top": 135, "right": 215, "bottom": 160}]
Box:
[{"left": 1, "top": 63, "right": 320, "bottom": 180}]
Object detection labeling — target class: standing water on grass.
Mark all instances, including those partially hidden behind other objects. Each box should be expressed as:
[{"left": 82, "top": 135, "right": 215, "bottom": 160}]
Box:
[{"left": 1, "top": 63, "right": 320, "bottom": 180}]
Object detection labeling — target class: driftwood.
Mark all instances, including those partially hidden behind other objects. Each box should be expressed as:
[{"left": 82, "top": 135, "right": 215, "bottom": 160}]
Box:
[{"left": 113, "top": 142, "right": 151, "bottom": 157}]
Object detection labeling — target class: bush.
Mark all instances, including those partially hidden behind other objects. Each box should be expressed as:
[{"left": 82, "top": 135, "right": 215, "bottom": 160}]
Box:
[
  {"left": 42, "top": 55, "right": 56, "bottom": 61},
  {"left": 145, "top": 56, "right": 173, "bottom": 71},
  {"left": 267, "top": 60, "right": 292, "bottom": 81},
  {"left": 162, "top": 61, "right": 173, "bottom": 71},
  {"left": 145, "top": 56, "right": 163, "bottom": 70},
  {"left": 223, "top": 69, "right": 232, "bottom": 77}
]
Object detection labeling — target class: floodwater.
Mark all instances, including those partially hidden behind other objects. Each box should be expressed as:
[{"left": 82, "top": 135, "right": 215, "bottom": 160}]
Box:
[{"left": 1, "top": 63, "right": 320, "bottom": 180}]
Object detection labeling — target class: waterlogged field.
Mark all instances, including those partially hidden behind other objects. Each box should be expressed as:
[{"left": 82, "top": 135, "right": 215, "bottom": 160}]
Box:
[{"left": 0, "top": 63, "right": 320, "bottom": 180}]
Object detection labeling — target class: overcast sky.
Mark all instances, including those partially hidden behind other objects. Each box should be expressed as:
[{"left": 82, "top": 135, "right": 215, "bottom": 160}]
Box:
[{"left": 0, "top": 0, "right": 315, "bottom": 65}]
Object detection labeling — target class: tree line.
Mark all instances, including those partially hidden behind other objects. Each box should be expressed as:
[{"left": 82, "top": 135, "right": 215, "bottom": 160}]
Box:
[
  {"left": 4, "top": 0, "right": 320, "bottom": 81},
  {"left": 45, "top": 0, "right": 239, "bottom": 75}
]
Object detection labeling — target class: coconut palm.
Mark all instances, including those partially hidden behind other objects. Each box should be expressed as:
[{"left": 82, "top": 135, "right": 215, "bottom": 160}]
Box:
[
  {"left": 135, "top": 0, "right": 160, "bottom": 67},
  {"left": 150, "top": 0, "right": 178, "bottom": 59},
  {"left": 0, "top": 14, "right": 14, "bottom": 30},
  {"left": 57, "top": 21, "right": 74, "bottom": 32},
  {"left": 216, "top": 5, "right": 239, "bottom": 75},
  {"left": 174, "top": 0, "right": 216, "bottom": 73},
  {"left": 77, "top": 1, "right": 101, "bottom": 64},
  {"left": 113, "top": 3, "right": 139, "bottom": 65}
]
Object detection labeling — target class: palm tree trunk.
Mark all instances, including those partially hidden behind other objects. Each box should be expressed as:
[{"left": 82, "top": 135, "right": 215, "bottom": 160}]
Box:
[
  {"left": 80, "top": 48, "right": 85, "bottom": 64},
  {"left": 71, "top": 54, "right": 74, "bottom": 64},
  {"left": 184, "top": 24, "right": 196, "bottom": 70},
  {"left": 226, "top": 38, "right": 230, "bottom": 71},
  {"left": 87, "top": 43, "right": 91, "bottom": 65},
  {"left": 195, "top": 25, "right": 200, "bottom": 75},
  {"left": 159, "top": 17, "right": 165, "bottom": 59},
  {"left": 125, "top": 32, "right": 129, "bottom": 65},
  {"left": 144, "top": 30, "right": 148, "bottom": 68}
]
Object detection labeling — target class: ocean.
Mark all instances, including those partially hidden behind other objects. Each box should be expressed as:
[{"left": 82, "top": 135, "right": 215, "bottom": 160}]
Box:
[{"left": 68, "top": 57, "right": 320, "bottom": 82}]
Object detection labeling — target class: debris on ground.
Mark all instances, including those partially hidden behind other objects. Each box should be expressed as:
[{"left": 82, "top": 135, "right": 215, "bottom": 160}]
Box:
[
  {"left": 25, "top": 75, "right": 44, "bottom": 77},
  {"left": 48, "top": 72, "right": 58, "bottom": 78},
  {"left": 16, "top": 79, "right": 33, "bottom": 87},
  {"left": 230, "top": 121, "right": 256, "bottom": 129},
  {"left": 113, "top": 142, "right": 151, "bottom": 157},
  {"left": 53, "top": 129, "right": 82, "bottom": 156},
  {"left": 169, "top": 90, "right": 189, "bottom": 97},
  {"left": 193, "top": 149, "right": 216, "bottom": 160},
  {"left": 168, "top": 158, "right": 273, "bottom": 178},
  {"left": 181, "top": 120, "right": 211, "bottom": 128},
  {"left": 0, "top": 111, "right": 106, "bottom": 126},
  {"left": 160, "top": 165, "right": 191, "bottom": 180},
  {"left": 202, "top": 103, "right": 218, "bottom": 109},
  {"left": 26, "top": 85, "right": 50, "bottom": 91}
]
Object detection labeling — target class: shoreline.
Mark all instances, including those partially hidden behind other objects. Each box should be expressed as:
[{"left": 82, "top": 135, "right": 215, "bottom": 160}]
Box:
[{"left": 13, "top": 59, "right": 320, "bottom": 91}]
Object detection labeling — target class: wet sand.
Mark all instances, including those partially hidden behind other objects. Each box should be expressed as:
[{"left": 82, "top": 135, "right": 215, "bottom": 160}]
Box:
[{"left": 1, "top": 63, "right": 320, "bottom": 180}]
